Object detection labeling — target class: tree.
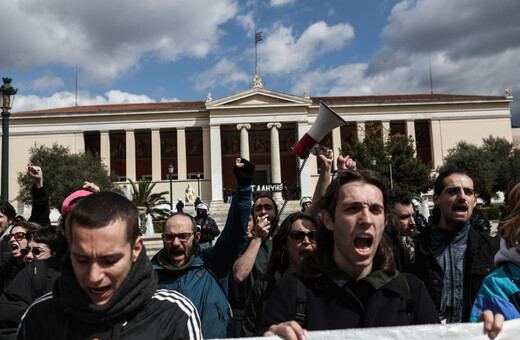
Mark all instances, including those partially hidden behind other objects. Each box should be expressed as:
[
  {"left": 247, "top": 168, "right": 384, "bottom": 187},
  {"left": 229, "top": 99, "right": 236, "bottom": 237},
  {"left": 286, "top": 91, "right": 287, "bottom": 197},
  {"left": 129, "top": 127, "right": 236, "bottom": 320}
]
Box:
[
  {"left": 342, "top": 136, "right": 432, "bottom": 194},
  {"left": 17, "top": 143, "right": 121, "bottom": 209},
  {"left": 129, "top": 179, "right": 170, "bottom": 220},
  {"left": 439, "top": 135, "right": 519, "bottom": 203}
]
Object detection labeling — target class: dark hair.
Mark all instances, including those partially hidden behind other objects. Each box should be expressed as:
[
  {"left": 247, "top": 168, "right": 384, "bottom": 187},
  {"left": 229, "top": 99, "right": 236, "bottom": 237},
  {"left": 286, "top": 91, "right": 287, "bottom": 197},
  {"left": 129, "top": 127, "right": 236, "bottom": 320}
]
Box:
[
  {"left": 252, "top": 195, "right": 279, "bottom": 218},
  {"left": 389, "top": 189, "right": 413, "bottom": 207},
  {"left": 431, "top": 169, "right": 474, "bottom": 225},
  {"left": 11, "top": 221, "right": 40, "bottom": 233},
  {"left": 264, "top": 212, "right": 318, "bottom": 274},
  {"left": 165, "top": 212, "right": 198, "bottom": 233},
  {"left": 27, "top": 225, "right": 64, "bottom": 253},
  {"left": 68, "top": 192, "right": 140, "bottom": 243},
  {"left": 0, "top": 200, "right": 16, "bottom": 221},
  {"left": 300, "top": 170, "right": 394, "bottom": 278}
]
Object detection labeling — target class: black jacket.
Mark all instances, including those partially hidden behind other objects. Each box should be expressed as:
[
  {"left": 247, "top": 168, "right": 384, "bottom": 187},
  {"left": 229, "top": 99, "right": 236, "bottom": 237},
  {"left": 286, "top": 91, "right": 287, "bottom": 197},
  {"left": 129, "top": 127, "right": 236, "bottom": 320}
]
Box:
[
  {"left": 17, "top": 248, "right": 202, "bottom": 340},
  {"left": 258, "top": 270, "right": 439, "bottom": 334},
  {"left": 406, "top": 225, "right": 499, "bottom": 322}
]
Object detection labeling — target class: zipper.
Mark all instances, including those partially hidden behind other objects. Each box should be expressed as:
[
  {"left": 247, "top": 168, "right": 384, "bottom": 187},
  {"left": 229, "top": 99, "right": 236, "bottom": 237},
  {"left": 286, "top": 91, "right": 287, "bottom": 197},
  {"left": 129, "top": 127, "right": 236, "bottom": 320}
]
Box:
[{"left": 447, "top": 239, "right": 454, "bottom": 323}]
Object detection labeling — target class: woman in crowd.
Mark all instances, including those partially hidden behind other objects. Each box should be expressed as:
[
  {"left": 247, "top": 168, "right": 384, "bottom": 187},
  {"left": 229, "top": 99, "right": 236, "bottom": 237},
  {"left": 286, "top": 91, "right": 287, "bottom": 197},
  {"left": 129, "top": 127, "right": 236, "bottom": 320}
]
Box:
[
  {"left": 23, "top": 225, "right": 63, "bottom": 265},
  {"left": 471, "top": 182, "right": 520, "bottom": 321},
  {"left": 241, "top": 212, "right": 319, "bottom": 336},
  {"left": 0, "top": 221, "right": 40, "bottom": 295}
]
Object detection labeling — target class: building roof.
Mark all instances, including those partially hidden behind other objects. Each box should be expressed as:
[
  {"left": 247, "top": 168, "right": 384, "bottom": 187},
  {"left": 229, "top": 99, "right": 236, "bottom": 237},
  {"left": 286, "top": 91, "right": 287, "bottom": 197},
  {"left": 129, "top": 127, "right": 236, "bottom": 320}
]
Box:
[{"left": 13, "top": 93, "right": 507, "bottom": 116}]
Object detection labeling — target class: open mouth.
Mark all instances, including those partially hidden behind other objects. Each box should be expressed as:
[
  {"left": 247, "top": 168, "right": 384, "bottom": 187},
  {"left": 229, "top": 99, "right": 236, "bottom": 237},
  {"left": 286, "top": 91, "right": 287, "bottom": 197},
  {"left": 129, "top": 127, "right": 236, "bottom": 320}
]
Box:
[
  {"left": 354, "top": 235, "right": 373, "bottom": 253},
  {"left": 90, "top": 286, "right": 110, "bottom": 295},
  {"left": 454, "top": 205, "right": 468, "bottom": 216}
]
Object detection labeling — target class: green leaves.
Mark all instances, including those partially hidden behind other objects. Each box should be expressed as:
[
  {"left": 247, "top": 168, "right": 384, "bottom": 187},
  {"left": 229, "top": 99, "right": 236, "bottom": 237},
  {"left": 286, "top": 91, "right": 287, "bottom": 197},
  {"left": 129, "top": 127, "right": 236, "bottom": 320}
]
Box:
[{"left": 17, "top": 143, "right": 121, "bottom": 210}]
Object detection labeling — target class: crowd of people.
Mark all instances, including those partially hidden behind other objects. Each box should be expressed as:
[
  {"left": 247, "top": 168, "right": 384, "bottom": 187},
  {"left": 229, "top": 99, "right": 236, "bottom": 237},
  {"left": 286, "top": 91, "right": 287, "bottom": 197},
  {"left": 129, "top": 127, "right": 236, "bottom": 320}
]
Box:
[{"left": 0, "top": 149, "right": 516, "bottom": 339}]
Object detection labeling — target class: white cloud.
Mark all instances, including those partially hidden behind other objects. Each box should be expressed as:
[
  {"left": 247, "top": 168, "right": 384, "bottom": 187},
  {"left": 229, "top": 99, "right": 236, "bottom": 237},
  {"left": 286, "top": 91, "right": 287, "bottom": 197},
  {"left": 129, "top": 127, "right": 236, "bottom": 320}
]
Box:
[
  {"left": 0, "top": 0, "right": 238, "bottom": 85},
  {"left": 269, "top": 0, "right": 295, "bottom": 7},
  {"left": 192, "top": 58, "right": 250, "bottom": 92},
  {"left": 236, "top": 12, "right": 256, "bottom": 33},
  {"left": 13, "top": 90, "right": 156, "bottom": 112},
  {"left": 31, "top": 76, "right": 64, "bottom": 92},
  {"left": 260, "top": 21, "right": 354, "bottom": 74}
]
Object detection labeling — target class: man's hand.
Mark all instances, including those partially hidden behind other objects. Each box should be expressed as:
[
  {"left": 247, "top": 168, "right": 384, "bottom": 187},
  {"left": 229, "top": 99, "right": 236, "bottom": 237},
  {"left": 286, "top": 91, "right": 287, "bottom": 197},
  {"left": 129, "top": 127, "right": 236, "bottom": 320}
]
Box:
[
  {"left": 337, "top": 155, "right": 357, "bottom": 170},
  {"left": 83, "top": 181, "right": 100, "bottom": 193},
  {"left": 316, "top": 145, "right": 333, "bottom": 171},
  {"left": 477, "top": 310, "right": 504, "bottom": 339},
  {"left": 254, "top": 214, "right": 271, "bottom": 240},
  {"left": 28, "top": 164, "right": 43, "bottom": 188},
  {"left": 264, "top": 321, "right": 307, "bottom": 340}
]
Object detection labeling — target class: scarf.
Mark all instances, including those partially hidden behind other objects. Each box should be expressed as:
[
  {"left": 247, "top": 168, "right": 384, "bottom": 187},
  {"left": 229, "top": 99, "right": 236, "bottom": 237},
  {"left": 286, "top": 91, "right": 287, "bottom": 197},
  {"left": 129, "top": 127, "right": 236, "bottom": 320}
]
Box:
[
  {"left": 495, "top": 238, "right": 520, "bottom": 267},
  {"left": 155, "top": 247, "right": 196, "bottom": 272},
  {"left": 54, "top": 245, "right": 157, "bottom": 324}
]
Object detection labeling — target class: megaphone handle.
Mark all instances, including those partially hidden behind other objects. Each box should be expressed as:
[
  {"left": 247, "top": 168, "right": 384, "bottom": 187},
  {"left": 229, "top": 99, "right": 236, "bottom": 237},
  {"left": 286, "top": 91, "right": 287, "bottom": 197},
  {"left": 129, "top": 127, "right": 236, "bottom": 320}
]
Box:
[{"left": 272, "top": 157, "right": 309, "bottom": 235}]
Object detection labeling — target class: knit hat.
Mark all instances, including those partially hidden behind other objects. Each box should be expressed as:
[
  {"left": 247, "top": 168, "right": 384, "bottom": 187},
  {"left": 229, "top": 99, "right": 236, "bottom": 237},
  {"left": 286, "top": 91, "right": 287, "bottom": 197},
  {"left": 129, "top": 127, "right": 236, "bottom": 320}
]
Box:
[{"left": 61, "top": 190, "right": 94, "bottom": 217}]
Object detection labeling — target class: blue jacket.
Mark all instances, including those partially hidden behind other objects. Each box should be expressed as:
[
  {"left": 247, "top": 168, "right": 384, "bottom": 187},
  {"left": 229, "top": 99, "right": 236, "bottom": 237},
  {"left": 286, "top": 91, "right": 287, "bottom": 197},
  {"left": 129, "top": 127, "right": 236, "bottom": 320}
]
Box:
[{"left": 152, "top": 186, "right": 251, "bottom": 339}]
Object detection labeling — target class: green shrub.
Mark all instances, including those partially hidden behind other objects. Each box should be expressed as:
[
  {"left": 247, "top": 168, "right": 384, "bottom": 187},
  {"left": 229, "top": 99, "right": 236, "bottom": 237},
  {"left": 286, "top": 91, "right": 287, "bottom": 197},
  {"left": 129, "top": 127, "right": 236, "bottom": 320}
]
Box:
[
  {"left": 482, "top": 206, "right": 500, "bottom": 220},
  {"left": 153, "top": 220, "right": 166, "bottom": 234}
]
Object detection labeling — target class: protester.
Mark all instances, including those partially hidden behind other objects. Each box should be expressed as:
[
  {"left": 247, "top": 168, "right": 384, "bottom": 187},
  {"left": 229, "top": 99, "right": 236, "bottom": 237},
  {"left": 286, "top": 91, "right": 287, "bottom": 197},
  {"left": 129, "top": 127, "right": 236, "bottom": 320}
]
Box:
[
  {"left": 0, "top": 201, "right": 17, "bottom": 264},
  {"left": 152, "top": 158, "right": 254, "bottom": 339},
  {"left": 17, "top": 192, "right": 202, "bottom": 339},
  {"left": 260, "top": 170, "right": 440, "bottom": 337},
  {"left": 241, "top": 212, "right": 318, "bottom": 336},
  {"left": 471, "top": 182, "right": 520, "bottom": 321},
  {"left": 194, "top": 201, "right": 220, "bottom": 247},
  {"left": 0, "top": 221, "right": 40, "bottom": 294},
  {"left": 0, "top": 226, "right": 64, "bottom": 335},
  {"left": 406, "top": 170, "right": 500, "bottom": 323}
]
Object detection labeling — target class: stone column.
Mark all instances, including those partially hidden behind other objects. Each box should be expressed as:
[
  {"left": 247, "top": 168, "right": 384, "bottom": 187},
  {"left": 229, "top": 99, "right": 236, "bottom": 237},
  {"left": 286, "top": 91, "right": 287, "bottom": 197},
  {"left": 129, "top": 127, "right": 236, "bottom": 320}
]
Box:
[
  {"left": 74, "top": 132, "right": 85, "bottom": 153},
  {"left": 151, "top": 128, "right": 161, "bottom": 181},
  {"left": 297, "top": 122, "right": 312, "bottom": 198},
  {"left": 202, "top": 126, "right": 211, "bottom": 183},
  {"left": 125, "top": 129, "right": 136, "bottom": 181},
  {"left": 332, "top": 128, "right": 341, "bottom": 171},
  {"left": 100, "top": 130, "right": 111, "bottom": 172},
  {"left": 357, "top": 121, "right": 366, "bottom": 142},
  {"left": 430, "top": 120, "right": 443, "bottom": 169},
  {"left": 382, "top": 121, "right": 390, "bottom": 142},
  {"left": 406, "top": 120, "right": 417, "bottom": 155},
  {"left": 176, "top": 127, "right": 187, "bottom": 180},
  {"left": 268, "top": 122, "right": 282, "bottom": 201},
  {"left": 210, "top": 125, "right": 223, "bottom": 201},
  {"left": 236, "top": 123, "right": 251, "bottom": 160}
]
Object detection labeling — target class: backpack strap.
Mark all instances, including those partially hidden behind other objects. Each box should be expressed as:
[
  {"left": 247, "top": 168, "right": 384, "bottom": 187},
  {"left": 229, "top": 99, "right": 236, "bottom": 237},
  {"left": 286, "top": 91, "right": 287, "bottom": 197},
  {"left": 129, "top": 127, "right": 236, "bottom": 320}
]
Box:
[
  {"left": 294, "top": 277, "right": 307, "bottom": 327},
  {"left": 397, "top": 274, "right": 415, "bottom": 325},
  {"left": 31, "top": 259, "right": 48, "bottom": 300}
]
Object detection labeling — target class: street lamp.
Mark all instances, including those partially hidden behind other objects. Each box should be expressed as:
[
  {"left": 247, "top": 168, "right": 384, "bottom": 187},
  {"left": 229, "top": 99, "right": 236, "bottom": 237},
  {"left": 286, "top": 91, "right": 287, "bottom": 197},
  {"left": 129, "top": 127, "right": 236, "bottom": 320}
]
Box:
[
  {"left": 168, "top": 163, "right": 174, "bottom": 211},
  {"left": 197, "top": 172, "right": 201, "bottom": 197},
  {"left": 1, "top": 78, "right": 17, "bottom": 201},
  {"left": 388, "top": 155, "right": 394, "bottom": 189},
  {"left": 371, "top": 157, "right": 376, "bottom": 171}
]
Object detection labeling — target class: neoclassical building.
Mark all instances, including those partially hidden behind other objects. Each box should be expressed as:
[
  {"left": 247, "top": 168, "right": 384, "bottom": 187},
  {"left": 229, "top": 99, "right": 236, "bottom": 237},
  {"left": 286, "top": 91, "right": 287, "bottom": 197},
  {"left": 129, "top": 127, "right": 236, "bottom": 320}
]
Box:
[{"left": 1, "top": 78, "right": 514, "bottom": 212}]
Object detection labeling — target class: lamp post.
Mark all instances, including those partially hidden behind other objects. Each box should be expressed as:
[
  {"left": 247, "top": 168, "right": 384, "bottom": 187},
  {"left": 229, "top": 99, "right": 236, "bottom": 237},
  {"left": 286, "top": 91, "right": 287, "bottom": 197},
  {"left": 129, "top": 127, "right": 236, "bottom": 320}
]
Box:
[
  {"left": 1, "top": 78, "right": 17, "bottom": 201},
  {"left": 197, "top": 172, "right": 201, "bottom": 197},
  {"left": 168, "top": 163, "right": 174, "bottom": 211},
  {"left": 371, "top": 157, "right": 376, "bottom": 171},
  {"left": 388, "top": 155, "right": 394, "bottom": 189}
]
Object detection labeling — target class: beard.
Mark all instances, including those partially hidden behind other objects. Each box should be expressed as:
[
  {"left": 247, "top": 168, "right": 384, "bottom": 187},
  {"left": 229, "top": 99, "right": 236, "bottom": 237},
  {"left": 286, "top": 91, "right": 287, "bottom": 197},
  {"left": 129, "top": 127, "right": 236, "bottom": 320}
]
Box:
[{"left": 170, "top": 237, "right": 197, "bottom": 268}]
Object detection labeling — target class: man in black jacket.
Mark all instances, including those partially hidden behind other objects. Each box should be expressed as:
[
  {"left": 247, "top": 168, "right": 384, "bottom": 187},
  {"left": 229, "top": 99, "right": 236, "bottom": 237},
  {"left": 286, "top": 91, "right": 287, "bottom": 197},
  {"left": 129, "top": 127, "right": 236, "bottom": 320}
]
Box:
[
  {"left": 18, "top": 192, "right": 202, "bottom": 339},
  {"left": 406, "top": 170, "right": 500, "bottom": 324}
]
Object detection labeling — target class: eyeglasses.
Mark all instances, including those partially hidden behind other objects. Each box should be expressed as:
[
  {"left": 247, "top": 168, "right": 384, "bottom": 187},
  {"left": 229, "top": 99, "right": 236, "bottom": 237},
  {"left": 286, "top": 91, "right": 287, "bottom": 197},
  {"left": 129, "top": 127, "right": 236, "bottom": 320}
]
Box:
[
  {"left": 162, "top": 232, "right": 195, "bottom": 243},
  {"left": 20, "top": 247, "right": 45, "bottom": 256},
  {"left": 289, "top": 230, "right": 317, "bottom": 243},
  {"left": 3, "top": 232, "right": 26, "bottom": 242}
]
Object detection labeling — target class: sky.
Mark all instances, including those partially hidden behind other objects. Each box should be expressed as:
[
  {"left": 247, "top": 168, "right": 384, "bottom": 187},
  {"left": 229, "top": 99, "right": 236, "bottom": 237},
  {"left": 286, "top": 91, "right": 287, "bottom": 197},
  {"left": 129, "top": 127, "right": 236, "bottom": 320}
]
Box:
[{"left": 1, "top": 0, "right": 520, "bottom": 125}]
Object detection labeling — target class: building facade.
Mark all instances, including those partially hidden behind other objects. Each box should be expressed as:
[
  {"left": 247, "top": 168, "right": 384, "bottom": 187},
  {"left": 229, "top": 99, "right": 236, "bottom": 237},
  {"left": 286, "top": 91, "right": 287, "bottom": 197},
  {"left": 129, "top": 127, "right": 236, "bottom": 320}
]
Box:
[{"left": 0, "top": 81, "right": 514, "bottom": 212}]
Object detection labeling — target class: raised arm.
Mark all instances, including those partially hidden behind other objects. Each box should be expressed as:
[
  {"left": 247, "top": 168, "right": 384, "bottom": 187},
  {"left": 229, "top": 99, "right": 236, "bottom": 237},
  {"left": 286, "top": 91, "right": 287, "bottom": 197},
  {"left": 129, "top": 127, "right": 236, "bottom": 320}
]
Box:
[{"left": 27, "top": 164, "right": 50, "bottom": 227}]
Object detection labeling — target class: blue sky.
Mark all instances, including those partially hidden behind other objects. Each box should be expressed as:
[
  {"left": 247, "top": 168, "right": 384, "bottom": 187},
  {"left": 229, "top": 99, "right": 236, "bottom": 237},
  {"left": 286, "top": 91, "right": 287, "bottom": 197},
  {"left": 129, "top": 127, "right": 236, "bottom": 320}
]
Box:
[{"left": 1, "top": 0, "right": 520, "bottom": 125}]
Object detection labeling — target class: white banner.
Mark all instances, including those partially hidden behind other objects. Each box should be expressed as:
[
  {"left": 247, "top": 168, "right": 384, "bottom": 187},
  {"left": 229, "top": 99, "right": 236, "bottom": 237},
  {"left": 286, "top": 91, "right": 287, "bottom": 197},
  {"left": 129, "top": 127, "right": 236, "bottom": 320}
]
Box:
[{"left": 237, "top": 319, "right": 520, "bottom": 340}]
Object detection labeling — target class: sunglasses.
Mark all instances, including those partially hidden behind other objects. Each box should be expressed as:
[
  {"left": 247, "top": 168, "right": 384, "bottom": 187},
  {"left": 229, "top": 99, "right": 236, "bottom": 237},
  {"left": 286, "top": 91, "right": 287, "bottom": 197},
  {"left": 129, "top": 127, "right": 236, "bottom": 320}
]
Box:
[
  {"left": 289, "top": 230, "right": 317, "bottom": 243},
  {"left": 3, "top": 232, "right": 26, "bottom": 242},
  {"left": 162, "top": 232, "right": 195, "bottom": 243},
  {"left": 20, "top": 247, "right": 45, "bottom": 256}
]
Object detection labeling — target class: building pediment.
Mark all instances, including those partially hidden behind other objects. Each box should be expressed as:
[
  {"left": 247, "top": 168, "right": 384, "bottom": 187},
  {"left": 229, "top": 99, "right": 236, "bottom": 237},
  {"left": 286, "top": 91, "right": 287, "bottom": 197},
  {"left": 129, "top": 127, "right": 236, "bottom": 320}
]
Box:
[{"left": 206, "top": 87, "right": 311, "bottom": 109}]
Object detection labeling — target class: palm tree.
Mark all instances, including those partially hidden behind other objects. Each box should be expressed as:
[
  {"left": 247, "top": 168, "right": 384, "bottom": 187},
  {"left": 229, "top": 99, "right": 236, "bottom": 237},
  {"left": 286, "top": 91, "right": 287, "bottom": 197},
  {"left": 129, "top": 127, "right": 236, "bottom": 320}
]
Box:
[{"left": 129, "top": 179, "right": 170, "bottom": 220}]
